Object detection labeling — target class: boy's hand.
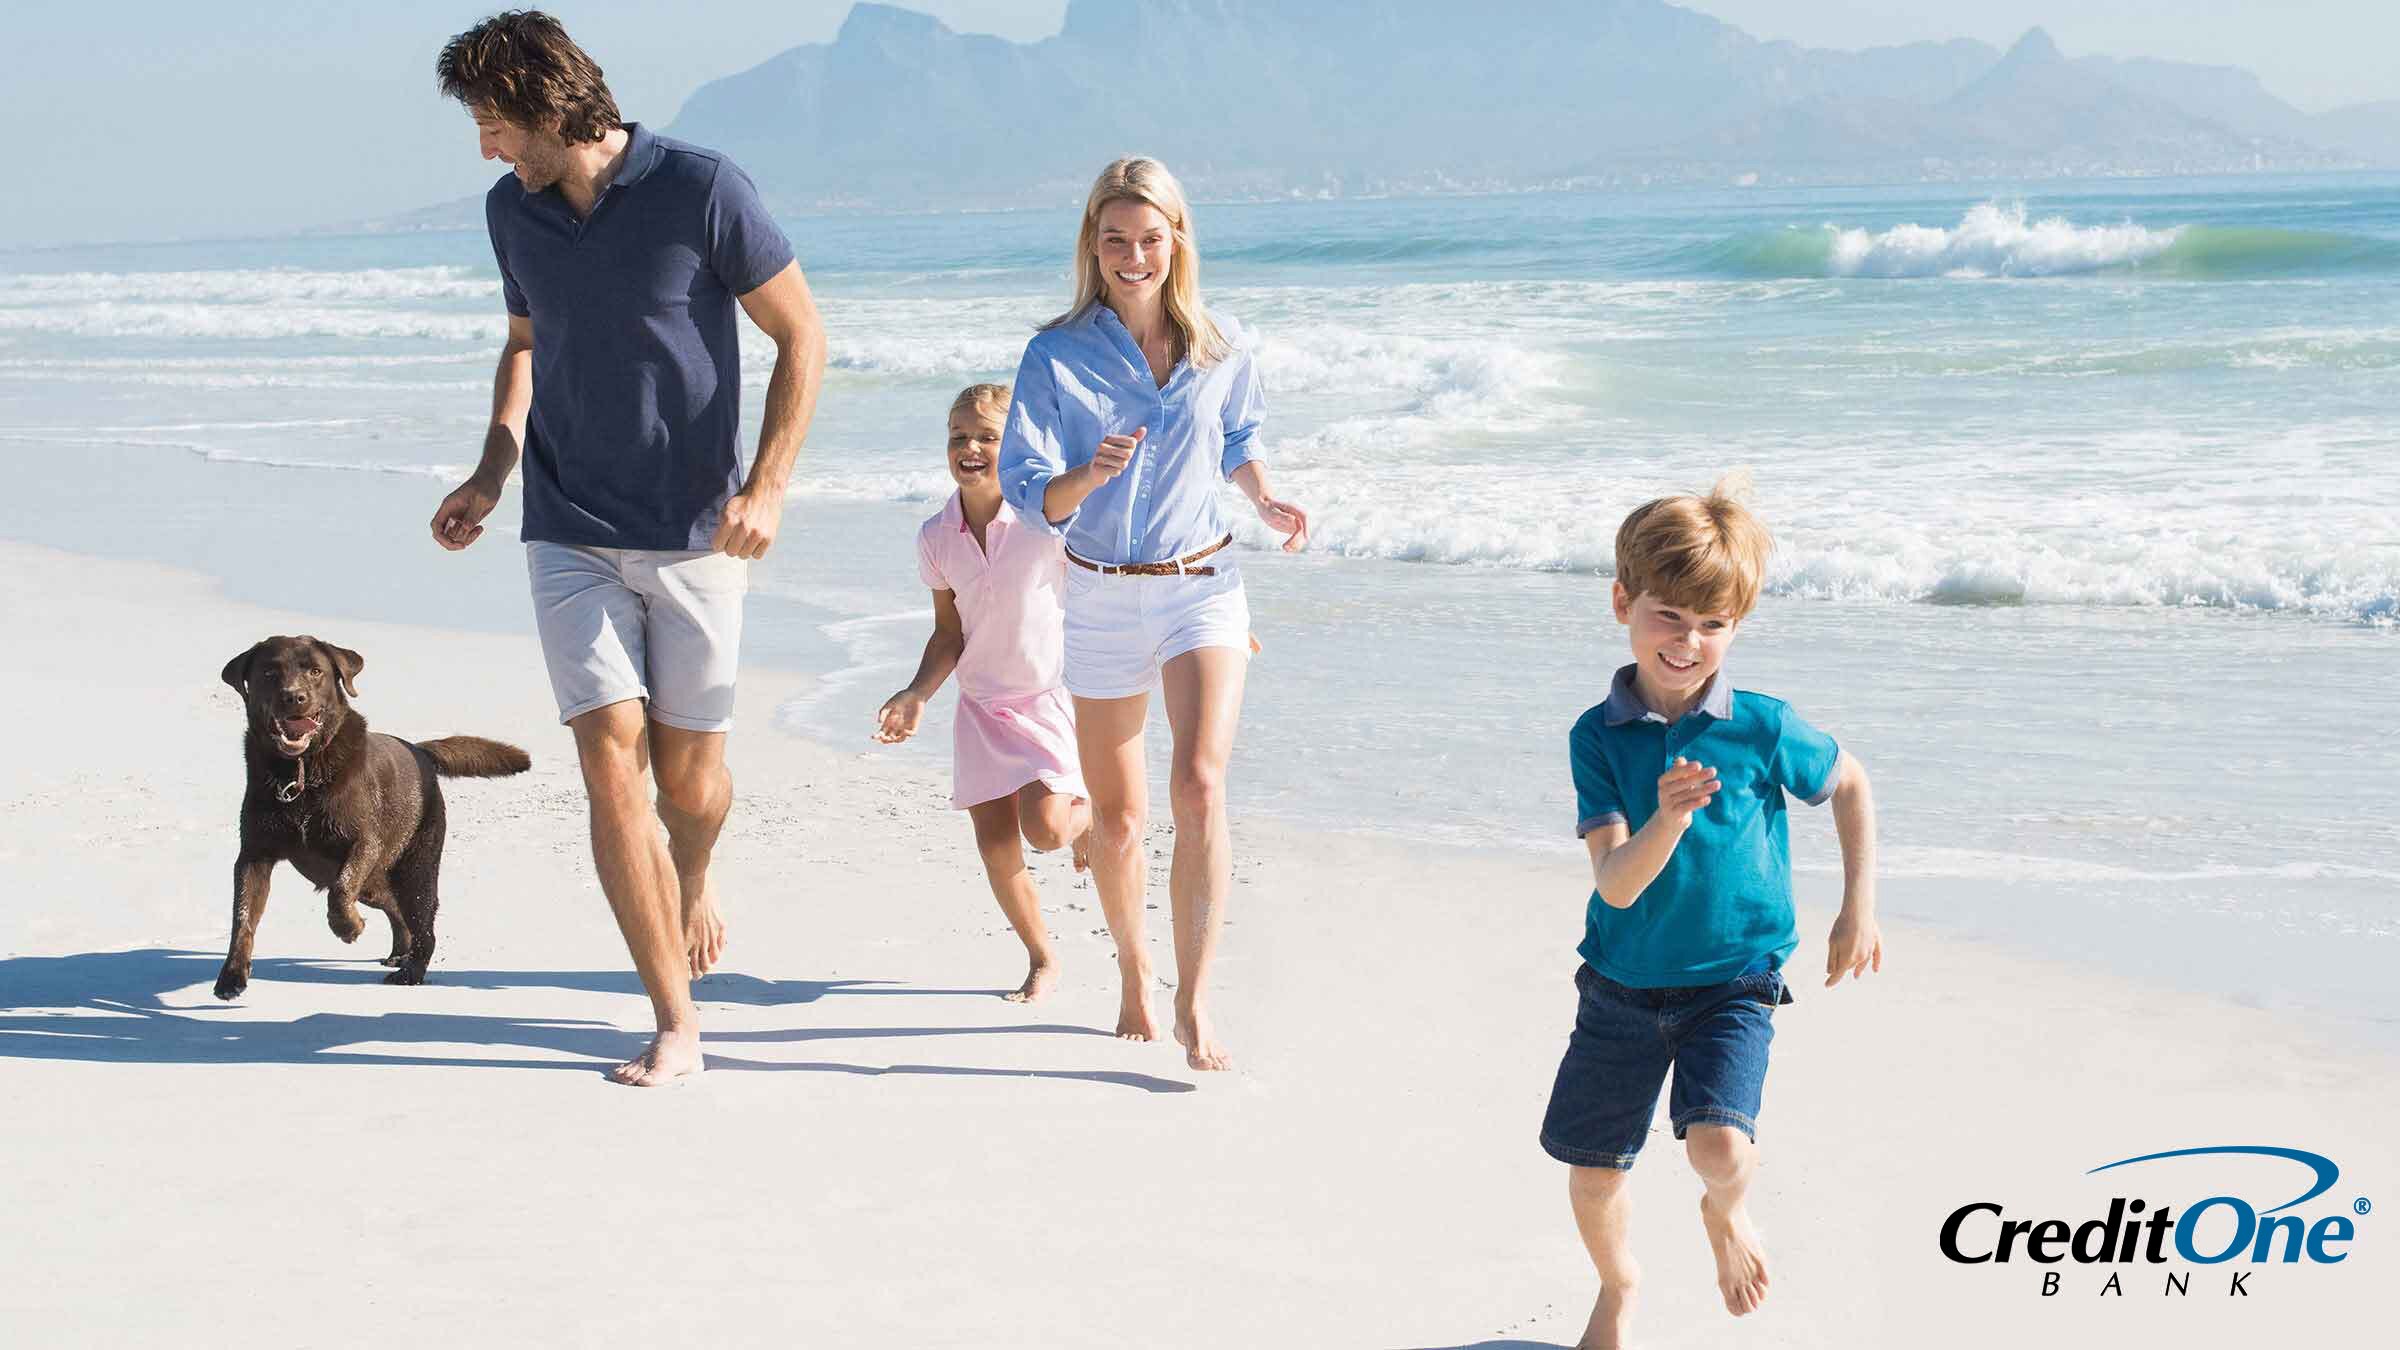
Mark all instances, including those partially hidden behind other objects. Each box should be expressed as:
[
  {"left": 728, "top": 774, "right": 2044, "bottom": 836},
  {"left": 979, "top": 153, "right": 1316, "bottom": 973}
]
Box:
[
  {"left": 1655, "top": 756, "right": 1718, "bottom": 826},
  {"left": 873, "top": 690, "right": 926, "bottom": 744},
  {"left": 1824, "top": 909, "right": 1884, "bottom": 986}
]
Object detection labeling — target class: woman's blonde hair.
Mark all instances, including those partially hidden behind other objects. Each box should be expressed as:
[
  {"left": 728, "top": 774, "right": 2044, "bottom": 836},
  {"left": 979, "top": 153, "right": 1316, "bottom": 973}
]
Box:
[
  {"left": 949, "top": 382, "right": 1010, "bottom": 420},
  {"left": 1613, "top": 471, "right": 1773, "bottom": 618},
  {"left": 1045, "top": 157, "right": 1231, "bottom": 368}
]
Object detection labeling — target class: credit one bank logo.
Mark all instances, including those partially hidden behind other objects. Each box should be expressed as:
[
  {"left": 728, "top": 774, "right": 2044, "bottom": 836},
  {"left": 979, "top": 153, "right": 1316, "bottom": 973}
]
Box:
[{"left": 1938, "top": 1146, "right": 2368, "bottom": 1296}]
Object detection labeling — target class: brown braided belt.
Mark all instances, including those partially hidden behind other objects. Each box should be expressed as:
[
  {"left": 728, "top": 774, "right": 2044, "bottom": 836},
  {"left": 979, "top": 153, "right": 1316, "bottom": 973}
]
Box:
[{"left": 1064, "top": 534, "right": 1235, "bottom": 577}]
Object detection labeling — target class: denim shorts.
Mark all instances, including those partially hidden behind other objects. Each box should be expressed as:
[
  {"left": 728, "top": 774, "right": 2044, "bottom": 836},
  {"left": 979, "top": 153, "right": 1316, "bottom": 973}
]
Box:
[
  {"left": 1538, "top": 961, "right": 1791, "bottom": 1170},
  {"left": 526, "top": 542, "right": 748, "bottom": 732}
]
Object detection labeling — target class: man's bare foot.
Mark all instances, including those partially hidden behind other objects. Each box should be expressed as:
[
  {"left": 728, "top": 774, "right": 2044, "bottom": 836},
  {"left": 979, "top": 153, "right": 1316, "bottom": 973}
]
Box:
[
  {"left": 1071, "top": 826, "right": 1091, "bottom": 874},
  {"left": 1116, "top": 973, "right": 1160, "bottom": 1041},
  {"left": 1701, "top": 1194, "right": 1770, "bottom": 1316},
  {"left": 1574, "top": 1280, "right": 1638, "bottom": 1350},
  {"left": 683, "top": 878, "right": 726, "bottom": 980},
  {"left": 609, "top": 1027, "right": 704, "bottom": 1087},
  {"left": 1003, "top": 955, "right": 1058, "bottom": 1003},
  {"left": 1173, "top": 1001, "right": 1231, "bottom": 1071}
]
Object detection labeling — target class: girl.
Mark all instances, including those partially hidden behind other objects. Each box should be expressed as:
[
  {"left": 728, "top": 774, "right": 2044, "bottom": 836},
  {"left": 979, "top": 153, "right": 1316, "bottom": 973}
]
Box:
[
  {"left": 876, "top": 384, "right": 1091, "bottom": 1002},
  {"left": 996, "top": 157, "right": 1310, "bottom": 1070}
]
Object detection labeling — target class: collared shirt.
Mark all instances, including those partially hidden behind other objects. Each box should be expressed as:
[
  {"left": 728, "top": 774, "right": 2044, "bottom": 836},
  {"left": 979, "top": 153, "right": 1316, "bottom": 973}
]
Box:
[
  {"left": 485, "top": 122, "right": 795, "bottom": 550},
  {"left": 915, "top": 492, "right": 1068, "bottom": 701},
  {"left": 996, "top": 304, "right": 1264, "bottom": 567},
  {"left": 1569, "top": 663, "right": 1842, "bottom": 988}
]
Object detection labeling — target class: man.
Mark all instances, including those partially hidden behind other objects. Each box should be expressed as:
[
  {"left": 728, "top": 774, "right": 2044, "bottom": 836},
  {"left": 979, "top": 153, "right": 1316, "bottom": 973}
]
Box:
[{"left": 429, "top": 11, "right": 826, "bottom": 1086}]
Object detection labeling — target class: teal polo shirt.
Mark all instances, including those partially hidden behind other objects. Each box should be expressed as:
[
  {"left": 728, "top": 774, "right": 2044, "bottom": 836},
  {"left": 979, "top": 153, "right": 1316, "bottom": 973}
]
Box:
[{"left": 1570, "top": 664, "right": 1842, "bottom": 988}]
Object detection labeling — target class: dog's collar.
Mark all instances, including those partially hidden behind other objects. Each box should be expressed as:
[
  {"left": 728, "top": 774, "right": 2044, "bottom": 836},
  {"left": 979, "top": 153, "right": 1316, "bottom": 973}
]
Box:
[{"left": 275, "top": 753, "right": 308, "bottom": 803}]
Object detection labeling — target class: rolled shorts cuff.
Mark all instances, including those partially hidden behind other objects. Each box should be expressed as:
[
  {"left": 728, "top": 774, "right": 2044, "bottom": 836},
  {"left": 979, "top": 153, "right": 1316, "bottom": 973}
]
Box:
[
  {"left": 647, "top": 705, "right": 735, "bottom": 735},
  {"left": 1671, "top": 1106, "right": 1759, "bottom": 1142},
  {"left": 556, "top": 688, "right": 647, "bottom": 728},
  {"left": 1540, "top": 1135, "right": 1640, "bottom": 1170}
]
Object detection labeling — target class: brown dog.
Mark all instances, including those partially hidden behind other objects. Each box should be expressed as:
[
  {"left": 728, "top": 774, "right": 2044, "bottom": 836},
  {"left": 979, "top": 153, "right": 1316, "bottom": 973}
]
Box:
[{"left": 215, "top": 635, "right": 530, "bottom": 999}]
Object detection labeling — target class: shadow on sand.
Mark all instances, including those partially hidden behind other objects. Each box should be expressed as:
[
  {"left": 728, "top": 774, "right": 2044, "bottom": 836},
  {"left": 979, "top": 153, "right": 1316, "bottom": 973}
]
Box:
[{"left": 0, "top": 948, "right": 1195, "bottom": 1094}]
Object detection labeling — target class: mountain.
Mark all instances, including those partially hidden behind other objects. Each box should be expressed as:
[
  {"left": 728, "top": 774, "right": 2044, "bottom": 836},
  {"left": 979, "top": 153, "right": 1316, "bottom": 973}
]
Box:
[{"left": 612, "top": 3, "right": 2387, "bottom": 213}]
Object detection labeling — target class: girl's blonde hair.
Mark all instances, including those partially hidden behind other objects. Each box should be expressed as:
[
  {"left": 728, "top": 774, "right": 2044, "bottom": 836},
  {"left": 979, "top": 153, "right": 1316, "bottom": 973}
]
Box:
[
  {"left": 949, "top": 382, "right": 1010, "bottom": 420},
  {"left": 1044, "top": 157, "right": 1231, "bottom": 369},
  {"left": 1613, "top": 471, "right": 1773, "bottom": 618}
]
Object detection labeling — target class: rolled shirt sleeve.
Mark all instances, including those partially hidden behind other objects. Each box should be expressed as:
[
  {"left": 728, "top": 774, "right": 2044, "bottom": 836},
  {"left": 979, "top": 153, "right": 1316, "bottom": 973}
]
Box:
[
  {"left": 1571, "top": 713, "right": 1626, "bottom": 836},
  {"left": 1770, "top": 704, "right": 1843, "bottom": 806},
  {"left": 1219, "top": 338, "right": 1264, "bottom": 479},
  {"left": 998, "top": 338, "right": 1072, "bottom": 535}
]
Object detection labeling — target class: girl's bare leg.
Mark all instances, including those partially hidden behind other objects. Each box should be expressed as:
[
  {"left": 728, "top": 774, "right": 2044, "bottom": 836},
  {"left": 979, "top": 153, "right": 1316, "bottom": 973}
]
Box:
[{"left": 966, "top": 797, "right": 1057, "bottom": 1001}]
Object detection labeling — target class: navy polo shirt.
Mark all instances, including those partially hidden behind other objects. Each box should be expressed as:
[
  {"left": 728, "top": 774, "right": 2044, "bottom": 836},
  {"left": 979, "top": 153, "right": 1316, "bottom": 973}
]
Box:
[
  {"left": 484, "top": 123, "right": 795, "bottom": 550},
  {"left": 1570, "top": 664, "right": 1842, "bottom": 988}
]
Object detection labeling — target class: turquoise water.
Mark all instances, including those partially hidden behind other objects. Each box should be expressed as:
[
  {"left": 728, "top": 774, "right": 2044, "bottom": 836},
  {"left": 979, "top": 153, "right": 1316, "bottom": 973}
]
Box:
[{"left": 3, "top": 173, "right": 2394, "bottom": 1031}]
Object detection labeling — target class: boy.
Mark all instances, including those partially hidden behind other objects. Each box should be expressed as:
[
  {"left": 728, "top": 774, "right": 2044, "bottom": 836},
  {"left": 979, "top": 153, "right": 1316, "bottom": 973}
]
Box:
[{"left": 1540, "top": 481, "right": 1882, "bottom": 1349}]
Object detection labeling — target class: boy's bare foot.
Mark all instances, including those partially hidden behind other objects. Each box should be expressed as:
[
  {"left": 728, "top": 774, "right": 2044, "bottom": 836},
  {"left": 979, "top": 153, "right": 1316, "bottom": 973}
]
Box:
[
  {"left": 1574, "top": 1280, "right": 1638, "bottom": 1350},
  {"left": 1173, "top": 1000, "right": 1231, "bottom": 1071},
  {"left": 1701, "top": 1193, "right": 1770, "bottom": 1315},
  {"left": 1003, "top": 955, "right": 1058, "bottom": 1003},
  {"left": 609, "top": 1027, "right": 704, "bottom": 1087},
  {"left": 684, "top": 876, "right": 726, "bottom": 979}
]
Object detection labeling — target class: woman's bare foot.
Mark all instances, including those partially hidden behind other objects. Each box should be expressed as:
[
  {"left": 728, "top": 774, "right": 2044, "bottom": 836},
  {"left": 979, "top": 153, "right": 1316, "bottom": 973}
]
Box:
[
  {"left": 1071, "top": 826, "right": 1092, "bottom": 874},
  {"left": 609, "top": 1027, "right": 704, "bottom": 1087},
  {"left": 1173, "top": 1000, "right": 1231, "bottom": 1071},
  {"left": 683, "top": 878, "right": 726, "bottom": 980},
  {"left": 1574, "top": 1280, "right": 1638, "bottom": 1350},
  {"left": 1003, "top": 954, "right": 1059, "bottom": 1003},
  {"left": 1701, "top": 1194, "right": 1770, "bottom": 1315},
  {"left": 1116, "top": 970, "right": 1160, "bottom": 1041}
]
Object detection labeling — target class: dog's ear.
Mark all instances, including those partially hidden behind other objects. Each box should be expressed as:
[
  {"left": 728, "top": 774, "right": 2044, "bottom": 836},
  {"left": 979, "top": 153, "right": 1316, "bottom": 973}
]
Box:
[
  {"left": 220, "top": 643, "right": 260, "bottom": 694},
  {"left": 316, "top": 641, "right": 364, "bottom": 699}
]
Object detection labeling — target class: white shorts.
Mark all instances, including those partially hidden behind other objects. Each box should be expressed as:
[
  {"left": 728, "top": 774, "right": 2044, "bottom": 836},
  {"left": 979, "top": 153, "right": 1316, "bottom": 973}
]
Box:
[
  {"left": 1061, "top": 561, "right": 1251, "bottom": 700},
  {"left": 526, "top": 542, "right": 748, "bottom": 732}
]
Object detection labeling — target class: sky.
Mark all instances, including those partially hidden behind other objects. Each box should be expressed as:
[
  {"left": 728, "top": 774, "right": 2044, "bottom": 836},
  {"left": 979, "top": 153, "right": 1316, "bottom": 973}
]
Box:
[{"left": 7, "top": 1, "right": 2394, "bottom": 248}]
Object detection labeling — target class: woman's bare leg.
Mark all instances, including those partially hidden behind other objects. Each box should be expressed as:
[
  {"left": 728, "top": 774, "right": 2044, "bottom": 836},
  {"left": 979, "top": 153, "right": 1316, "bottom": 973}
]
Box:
[
  {"left": 1071, "top": 691, "right": 1157, "bottom": 1040},
  {"left": 1159, "top": 644, "right": 1247, "bottom": 1072},
  {"left": 966, "top": 796, "right": 1056, "bottom": 1001}
]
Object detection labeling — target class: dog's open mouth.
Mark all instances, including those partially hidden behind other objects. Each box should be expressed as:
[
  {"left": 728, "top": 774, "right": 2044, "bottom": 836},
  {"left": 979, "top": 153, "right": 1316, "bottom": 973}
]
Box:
[{"left": 272, "top": 716, "right": 320, "bottom": 755}]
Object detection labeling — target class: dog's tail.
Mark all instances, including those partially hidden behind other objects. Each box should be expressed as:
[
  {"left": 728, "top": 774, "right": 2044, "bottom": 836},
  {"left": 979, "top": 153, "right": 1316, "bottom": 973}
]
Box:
[{"left": 419, "top": 736, "right": 532, "bottom": 779}]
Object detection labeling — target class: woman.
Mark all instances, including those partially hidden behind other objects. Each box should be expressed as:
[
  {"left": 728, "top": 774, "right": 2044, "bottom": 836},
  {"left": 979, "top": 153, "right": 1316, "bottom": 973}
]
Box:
[{"left": 998, "top": 157, "right": 1309, "bottom": 1071}]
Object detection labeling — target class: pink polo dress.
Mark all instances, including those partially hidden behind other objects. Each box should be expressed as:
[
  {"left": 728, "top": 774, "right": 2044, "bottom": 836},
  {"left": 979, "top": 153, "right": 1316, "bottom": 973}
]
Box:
[{"left": 916, "top": 492, "right": 1088, "bottom": 810}]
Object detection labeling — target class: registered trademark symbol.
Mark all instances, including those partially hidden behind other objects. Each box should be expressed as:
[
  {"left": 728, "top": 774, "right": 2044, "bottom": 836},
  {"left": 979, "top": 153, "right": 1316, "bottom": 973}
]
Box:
[{"left": 2358, "top": 1198, "right": 2373, "bottom": 1216}]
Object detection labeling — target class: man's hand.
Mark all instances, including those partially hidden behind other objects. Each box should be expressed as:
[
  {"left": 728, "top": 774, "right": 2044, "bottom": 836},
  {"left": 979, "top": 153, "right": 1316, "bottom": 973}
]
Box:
[
  {"left": 430, "top": 475, "right": 502, "bottom": 551},
  {"left": 874, "top": 689, "right": 927, "bottom": 744},
  {"left": 1088, "top": 426, "right": 1144, "bottom": 485},
  {"left": 712, "top": 487, "right": 785, "bottom": 560},
  {"left": 1254, "top": 494, "right": 1310, "bottom": 552},
  {"left": 1655, "top": 756, "right": 1718, "bottom": 827},
  {"left": 1823, "top": 907, "right": 1884, "bottom": 987}
]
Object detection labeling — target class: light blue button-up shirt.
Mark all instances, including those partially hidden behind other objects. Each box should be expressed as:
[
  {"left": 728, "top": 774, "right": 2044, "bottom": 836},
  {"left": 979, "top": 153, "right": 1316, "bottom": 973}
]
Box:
[{"left": 998, "top": 304, "right": 1263, "bottom": 567}]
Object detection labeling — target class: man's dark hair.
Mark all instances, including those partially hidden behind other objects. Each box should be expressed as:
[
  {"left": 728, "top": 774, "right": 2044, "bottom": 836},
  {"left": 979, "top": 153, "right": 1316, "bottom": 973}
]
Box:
[{"left": 436, "top": 10, "right": 622, "bottom": 144}]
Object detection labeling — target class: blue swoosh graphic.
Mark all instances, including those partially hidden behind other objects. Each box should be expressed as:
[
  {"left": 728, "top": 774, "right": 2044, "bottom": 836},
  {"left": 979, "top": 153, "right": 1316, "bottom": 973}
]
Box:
[{"left": 2087, "top": 1146, "right": 2340, "bottom": 1214}]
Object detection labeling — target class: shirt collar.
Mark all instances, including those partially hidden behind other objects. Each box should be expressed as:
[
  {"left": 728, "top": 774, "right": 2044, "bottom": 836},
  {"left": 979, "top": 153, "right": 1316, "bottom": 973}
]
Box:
[
  {"left": 1600, "top": 662, "right": 1732, "bottom": 726},
  {"left": 943, "top": 491, "right": 1015, "bottom": 533},
  {"left": 611, "top": 123, "right": 662, "bottom": 189}
]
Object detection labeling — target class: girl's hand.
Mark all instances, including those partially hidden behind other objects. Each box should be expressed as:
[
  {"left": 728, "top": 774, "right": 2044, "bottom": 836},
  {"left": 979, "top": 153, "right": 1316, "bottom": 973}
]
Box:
[
  {"left": 874, "top": 690, "right": 927, "bottom": 744},
  {"left": 1824, "top": 908, "right": 1884, "bottom": 987},
  {"left": 1255, "top": 494, "right": 1309, "bottom": 552}
]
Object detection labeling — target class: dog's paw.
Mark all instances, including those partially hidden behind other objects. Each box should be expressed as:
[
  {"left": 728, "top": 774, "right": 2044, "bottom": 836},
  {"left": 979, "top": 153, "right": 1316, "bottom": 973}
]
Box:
[
  {"left": 379, "top": 954, "right": 406, "bottom": 968},
  {"left": 384, "top": 966, "right": 427, "bottom": 987},
  {"left": 328, "top": 911, "right": 364, "bottom": 944},
  {"left": 213, "top": 969, "right": 248, "bottom": 1001}
]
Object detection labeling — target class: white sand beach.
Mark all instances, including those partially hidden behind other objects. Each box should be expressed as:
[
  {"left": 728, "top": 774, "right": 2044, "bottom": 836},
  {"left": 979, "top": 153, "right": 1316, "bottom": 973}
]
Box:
[{"left": 1, "top": 539, "right": 2389, "bottom": 1349}]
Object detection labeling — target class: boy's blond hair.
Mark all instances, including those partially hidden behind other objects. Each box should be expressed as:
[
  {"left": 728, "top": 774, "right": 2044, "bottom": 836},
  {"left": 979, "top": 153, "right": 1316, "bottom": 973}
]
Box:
[
  {"left": 949, "top": 382, "right": 1010, "bottom": 419},
  {"left": 1613, "top": 471, "right": 1773, "bottom": 618}
]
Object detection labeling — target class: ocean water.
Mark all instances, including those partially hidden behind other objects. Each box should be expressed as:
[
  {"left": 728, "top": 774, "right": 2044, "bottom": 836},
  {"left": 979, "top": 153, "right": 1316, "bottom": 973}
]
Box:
[{"left": 3, "top": 174, "right": 2395, "bottom": 1032}]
